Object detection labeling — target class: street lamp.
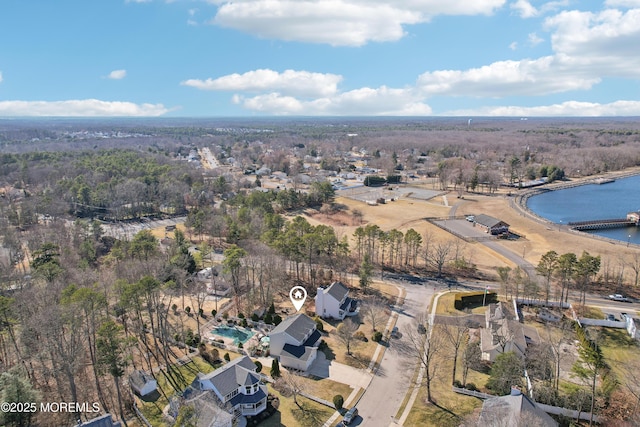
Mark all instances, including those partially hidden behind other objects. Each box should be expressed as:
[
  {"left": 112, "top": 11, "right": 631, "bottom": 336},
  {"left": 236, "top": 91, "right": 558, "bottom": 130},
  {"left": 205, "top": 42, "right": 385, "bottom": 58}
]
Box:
[
  {"left": 628, "top": 234, "right": 631, "bottom": 247},
  {"left": 558, "top": 220, "right": 562, "bottom": 231}
]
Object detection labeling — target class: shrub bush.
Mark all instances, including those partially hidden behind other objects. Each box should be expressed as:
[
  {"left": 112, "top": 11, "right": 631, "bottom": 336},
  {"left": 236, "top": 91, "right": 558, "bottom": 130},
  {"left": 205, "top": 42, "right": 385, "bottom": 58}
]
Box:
[
  {"left": 314, "top": 316, "right": 324, "bottom": 332},
  {"left": 254, "top": 361, "right": 263, "bottom": 373},
  {"left": 333, "top": 394, "right": 344, "bottom": 410},
  {"left": 354, "top": 331, "right": 368, "bottom": 342},
  {"left": 251, "top": 313, "right": 259, "bottom": 322},
  {"left": 224, "top": 352, "right": 231, "bottom": 362},
  {"left": 453, "top": 380, "right": 463, "bottom": 388},
  {"left": 465, "top": 383, "right": 478, "bottom": 391},
  {"left": 372, "top": 331, "right": 383, "bottom": 342}
]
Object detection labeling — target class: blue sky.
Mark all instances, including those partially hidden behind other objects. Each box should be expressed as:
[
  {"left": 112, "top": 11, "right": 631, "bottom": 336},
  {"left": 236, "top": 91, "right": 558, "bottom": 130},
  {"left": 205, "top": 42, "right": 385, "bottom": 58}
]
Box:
[{"left": 1, "top": 0, "right": 640, "bottom": 117}]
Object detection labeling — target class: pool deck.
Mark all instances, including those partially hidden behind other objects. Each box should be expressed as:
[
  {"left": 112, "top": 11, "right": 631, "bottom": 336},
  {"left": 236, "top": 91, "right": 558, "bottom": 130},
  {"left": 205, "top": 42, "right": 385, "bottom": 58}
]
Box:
[{"left": 207, "top": 324, "right": 259, "bottom": 348}]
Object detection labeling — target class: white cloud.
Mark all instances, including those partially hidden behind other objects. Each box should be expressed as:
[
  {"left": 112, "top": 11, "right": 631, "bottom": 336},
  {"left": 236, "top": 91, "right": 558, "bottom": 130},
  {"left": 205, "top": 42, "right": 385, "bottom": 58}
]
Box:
[
  {"left": 107, "top": 69, "right": 127, "bottom": 80},
  {"left": 0, "top": 71, "right": 3, "bottom": 83},
  {"left": 545, "top": 9, "right": 640, "bottom": 60},
  {"left": 0, "top": 100, "right": 169, "bottom": 117},
  {"left": 544, "top": 8, "right": 640, "bottom": 77},
  {"left": 417, "top": 56, "right": 600, "bottom": 97},
  {"left": 446, "top": 100, "right": 640, "bottom": 116},
  {"left": 509, "top": 41, "right": 518, "bottom": 50},
  {"left": 208, "top": 0, "right": 506, "bottom": 46},
  {"left": 510, "top": 0, "right": 569, "bottom": 18},
  {"left": 182, "top": 69, "right": 343, "bottom": 97},
  {"left": 232, "top": 86, "right": 431, "bottom": 115},
  {"left": 528, "top": 32, "right": 543, "bottom": 46},
  {"left": 511, "top": 0, "right": 538, "bottom": 18},
  {"left": 605, "top": 0, "right": 640, "bottom": 7}
]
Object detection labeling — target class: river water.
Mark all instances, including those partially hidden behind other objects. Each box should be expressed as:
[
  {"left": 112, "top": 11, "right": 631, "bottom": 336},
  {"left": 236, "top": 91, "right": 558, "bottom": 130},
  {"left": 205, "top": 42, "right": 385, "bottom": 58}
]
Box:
[{"left": 526, "top": 175, "right": 640, "bottom": 244}]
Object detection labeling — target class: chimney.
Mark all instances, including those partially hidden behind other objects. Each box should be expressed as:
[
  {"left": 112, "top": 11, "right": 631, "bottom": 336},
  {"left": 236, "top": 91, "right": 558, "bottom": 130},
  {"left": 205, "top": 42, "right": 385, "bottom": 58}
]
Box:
[{"left": 510, "top": 386, "right": 522, "bottom": 396}]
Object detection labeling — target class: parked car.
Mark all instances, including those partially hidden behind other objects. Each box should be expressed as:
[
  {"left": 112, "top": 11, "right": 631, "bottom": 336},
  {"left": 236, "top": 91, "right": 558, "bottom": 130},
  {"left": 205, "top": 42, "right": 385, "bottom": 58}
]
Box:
[
  {"left": 342, "top": 407, "right": 359, "bottom": 425},
  {"left": 606, "top": 313, "right": 616, "bottom": 321},
  {"left": 391, "top": 326, "right": 400, "bottom": 338},
  {"left": 608, "top": 294, "right": 631, "bottom": 302},
  {"left": 466, "top": 215, "right": 475, "bottom": 222},
  {"left": 417, "top": 324, "right": 426, "bottom": 334}
]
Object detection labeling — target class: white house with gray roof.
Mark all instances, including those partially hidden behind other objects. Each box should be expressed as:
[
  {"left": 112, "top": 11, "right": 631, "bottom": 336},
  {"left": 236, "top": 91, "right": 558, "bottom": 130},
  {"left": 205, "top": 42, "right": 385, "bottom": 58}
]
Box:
[
  {"left": 315, "top": 281, "right": 358, "bottom": 320},
  {"left": 269, "top": 313, "right": 321, "bottom": 371},
  {"left": 192, "top": 356, "right": 267, "bottom": 418},
  {"left": 128, "top": 369, "right": 157, "bottom": 397}
]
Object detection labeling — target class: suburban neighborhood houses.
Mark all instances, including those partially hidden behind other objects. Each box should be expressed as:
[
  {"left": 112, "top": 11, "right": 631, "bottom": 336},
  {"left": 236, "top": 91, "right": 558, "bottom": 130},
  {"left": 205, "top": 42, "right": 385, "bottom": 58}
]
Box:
[{"left": 4, "top": 119, "right": 640, "bottom": 427}]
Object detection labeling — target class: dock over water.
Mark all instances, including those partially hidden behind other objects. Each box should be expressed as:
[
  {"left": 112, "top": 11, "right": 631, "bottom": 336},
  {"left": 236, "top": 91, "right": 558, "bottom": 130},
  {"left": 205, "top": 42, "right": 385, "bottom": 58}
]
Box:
[{"left": 569, "top": 218, "right": 636, "bottom": 231}]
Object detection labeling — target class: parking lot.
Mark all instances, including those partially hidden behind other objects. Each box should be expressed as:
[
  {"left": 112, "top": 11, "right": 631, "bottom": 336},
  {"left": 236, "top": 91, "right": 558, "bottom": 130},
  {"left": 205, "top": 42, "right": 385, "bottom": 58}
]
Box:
[
  {"left": 338, "top": 185, "right": 442, "bottom": 203},
  {"left": 432, "top": 218, "right": 495, "bottom": 240}
]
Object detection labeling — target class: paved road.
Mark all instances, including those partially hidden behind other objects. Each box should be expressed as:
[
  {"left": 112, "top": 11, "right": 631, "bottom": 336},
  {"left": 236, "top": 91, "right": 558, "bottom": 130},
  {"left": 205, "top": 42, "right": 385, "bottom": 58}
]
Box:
[{"left": 354, "top": 281, "right": 435, "bottom": 427}]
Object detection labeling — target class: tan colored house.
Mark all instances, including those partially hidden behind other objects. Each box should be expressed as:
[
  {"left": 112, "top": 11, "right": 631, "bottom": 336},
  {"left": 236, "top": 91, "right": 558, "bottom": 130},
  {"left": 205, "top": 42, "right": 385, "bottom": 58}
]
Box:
[{"left": 480, "top": 302, "right": 527, "bottom": 362}]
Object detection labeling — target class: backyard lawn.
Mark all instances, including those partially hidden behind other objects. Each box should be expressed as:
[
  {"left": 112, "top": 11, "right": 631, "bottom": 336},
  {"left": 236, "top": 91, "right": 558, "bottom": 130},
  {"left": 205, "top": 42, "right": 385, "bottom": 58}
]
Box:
[{"left": 260, "top": 384, "right": 336, "bottom": 427}]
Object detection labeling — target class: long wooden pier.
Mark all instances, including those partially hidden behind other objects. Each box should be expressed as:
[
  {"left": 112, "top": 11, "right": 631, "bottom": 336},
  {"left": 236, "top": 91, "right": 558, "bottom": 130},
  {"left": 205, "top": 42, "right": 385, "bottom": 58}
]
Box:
[{"left": 568, "top": 218, "right": 635, "bottom": 231}]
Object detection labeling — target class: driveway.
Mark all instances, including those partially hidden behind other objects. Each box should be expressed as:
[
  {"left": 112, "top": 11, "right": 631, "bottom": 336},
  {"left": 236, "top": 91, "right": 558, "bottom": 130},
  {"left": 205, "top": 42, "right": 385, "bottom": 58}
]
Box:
[{"left": 308, "top": 352, "right": 372, "bottom": 389}]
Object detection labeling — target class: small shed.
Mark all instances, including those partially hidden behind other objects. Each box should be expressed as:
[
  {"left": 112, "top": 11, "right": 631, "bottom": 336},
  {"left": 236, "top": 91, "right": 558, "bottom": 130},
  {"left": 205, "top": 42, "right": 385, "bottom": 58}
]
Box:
[
  {"left": 474, "top": 214, "right": 510, "bottom": 235},
  {"left": 129, "top": 370, "right": 157, "bottom": 396}
]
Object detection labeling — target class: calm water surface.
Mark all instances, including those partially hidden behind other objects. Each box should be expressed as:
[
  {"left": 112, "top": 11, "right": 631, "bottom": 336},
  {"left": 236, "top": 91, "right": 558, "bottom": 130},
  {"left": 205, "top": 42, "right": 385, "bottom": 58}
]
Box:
[{"left": 527, "top": 175, "right": 640, "bottom": 244}]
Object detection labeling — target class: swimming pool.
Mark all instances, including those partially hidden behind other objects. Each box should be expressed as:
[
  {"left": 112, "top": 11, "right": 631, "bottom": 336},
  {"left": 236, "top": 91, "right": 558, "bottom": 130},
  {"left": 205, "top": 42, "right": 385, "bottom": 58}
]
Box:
[{"left": 211, "top": 325, "right": 255, "bottom": 345}]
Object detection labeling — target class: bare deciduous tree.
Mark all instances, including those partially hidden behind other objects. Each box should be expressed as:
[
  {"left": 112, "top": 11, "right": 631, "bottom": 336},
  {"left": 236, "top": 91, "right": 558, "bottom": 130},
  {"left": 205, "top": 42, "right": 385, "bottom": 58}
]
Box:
[
  {"left": 404, "top": 316, "right": 444, "bottom": 403},
  {"left": 442, "top": 318, "right": 470, "bottom": 385},
  {"left": 335, "top": 318, "right": 360, "bottom": 356},
  {"left": 360, "top": 297, "right": 388, "bottom": 332}
]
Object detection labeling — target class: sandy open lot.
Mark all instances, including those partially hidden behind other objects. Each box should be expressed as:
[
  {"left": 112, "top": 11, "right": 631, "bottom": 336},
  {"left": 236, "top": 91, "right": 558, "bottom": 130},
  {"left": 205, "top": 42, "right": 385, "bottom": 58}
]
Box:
[{"left": 317, "top": 172, "right": 640, "bottom": 282}]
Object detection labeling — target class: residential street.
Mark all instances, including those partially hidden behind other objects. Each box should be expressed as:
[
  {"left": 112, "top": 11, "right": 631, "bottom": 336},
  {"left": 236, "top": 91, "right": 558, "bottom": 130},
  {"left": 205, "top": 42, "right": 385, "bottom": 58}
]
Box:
[{"left": 354, "top": 281, "right": 435, "bottom": 427}]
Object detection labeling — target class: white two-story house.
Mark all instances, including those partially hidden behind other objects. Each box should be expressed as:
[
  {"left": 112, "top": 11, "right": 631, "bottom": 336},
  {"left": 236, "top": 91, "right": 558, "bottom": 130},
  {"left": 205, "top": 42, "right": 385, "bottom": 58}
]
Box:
[
  {"left": 269, "top": 313, "right": 322, "bottom": 371},
  {"left": 192, "top": 356, "right": 267, "bottom": 418},
  {"left": 315, "top": 281, "right": 358, "bottom": 320}
]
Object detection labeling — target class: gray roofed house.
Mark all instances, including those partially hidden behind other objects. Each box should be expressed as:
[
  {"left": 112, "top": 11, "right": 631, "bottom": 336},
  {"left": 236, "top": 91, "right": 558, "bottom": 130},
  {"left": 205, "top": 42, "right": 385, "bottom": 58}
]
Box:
[
  {"left": 183, "top": 391, "right": 234, "bottom": 427},
  {"left": 473, "top": 214, "right": 510, "bottom": 235},
  {"left": 315, "top": 281, "right": 359, "bottom": 320},
  {"left": 193, "top": 355, "right": 267, "bottom": 419},
  {"left": 481, "top": 302, "right": 528, "bottom": 362},
  {"left": 269, "top": 313, "right": 322, "bottom": 371},
  {"left": 76, "top": 413, "right": 122, "bottom": 427},
  {"left": 128, "top": 369, "right": 157, "bottom": 396},
  {"left": 478, "top": 388, "right": 558, "bottom": 426},
  {"left": 270, "top": 312, "right": 317, "bottom": 343},
  {"left": 75, "top": 414, "right": 122, "bottom": 427}
]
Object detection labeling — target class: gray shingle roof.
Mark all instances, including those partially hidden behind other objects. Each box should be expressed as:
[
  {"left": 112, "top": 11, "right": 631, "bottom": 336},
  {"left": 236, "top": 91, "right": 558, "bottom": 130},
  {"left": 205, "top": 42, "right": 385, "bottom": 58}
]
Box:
[
  {"left": 326, "top": 281, "right": 349, "bottom": 302},
  {"left": 270, "top": 313, "right": 316, "bottom": 342},
  {"left": 129, "top": 370, "right": 155, "bottom": 394},
  {"left": 282, "top": 344, "right": 316, "bottom": 361},
  {"left": 479, "top": 393, "right": 558, "bottom": 426},
  {"left": 474, "top": 214, "right": 509, "bottom": 229},
  {"left": 196, "top": 356, "right": 258, "bottom": 397}
]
